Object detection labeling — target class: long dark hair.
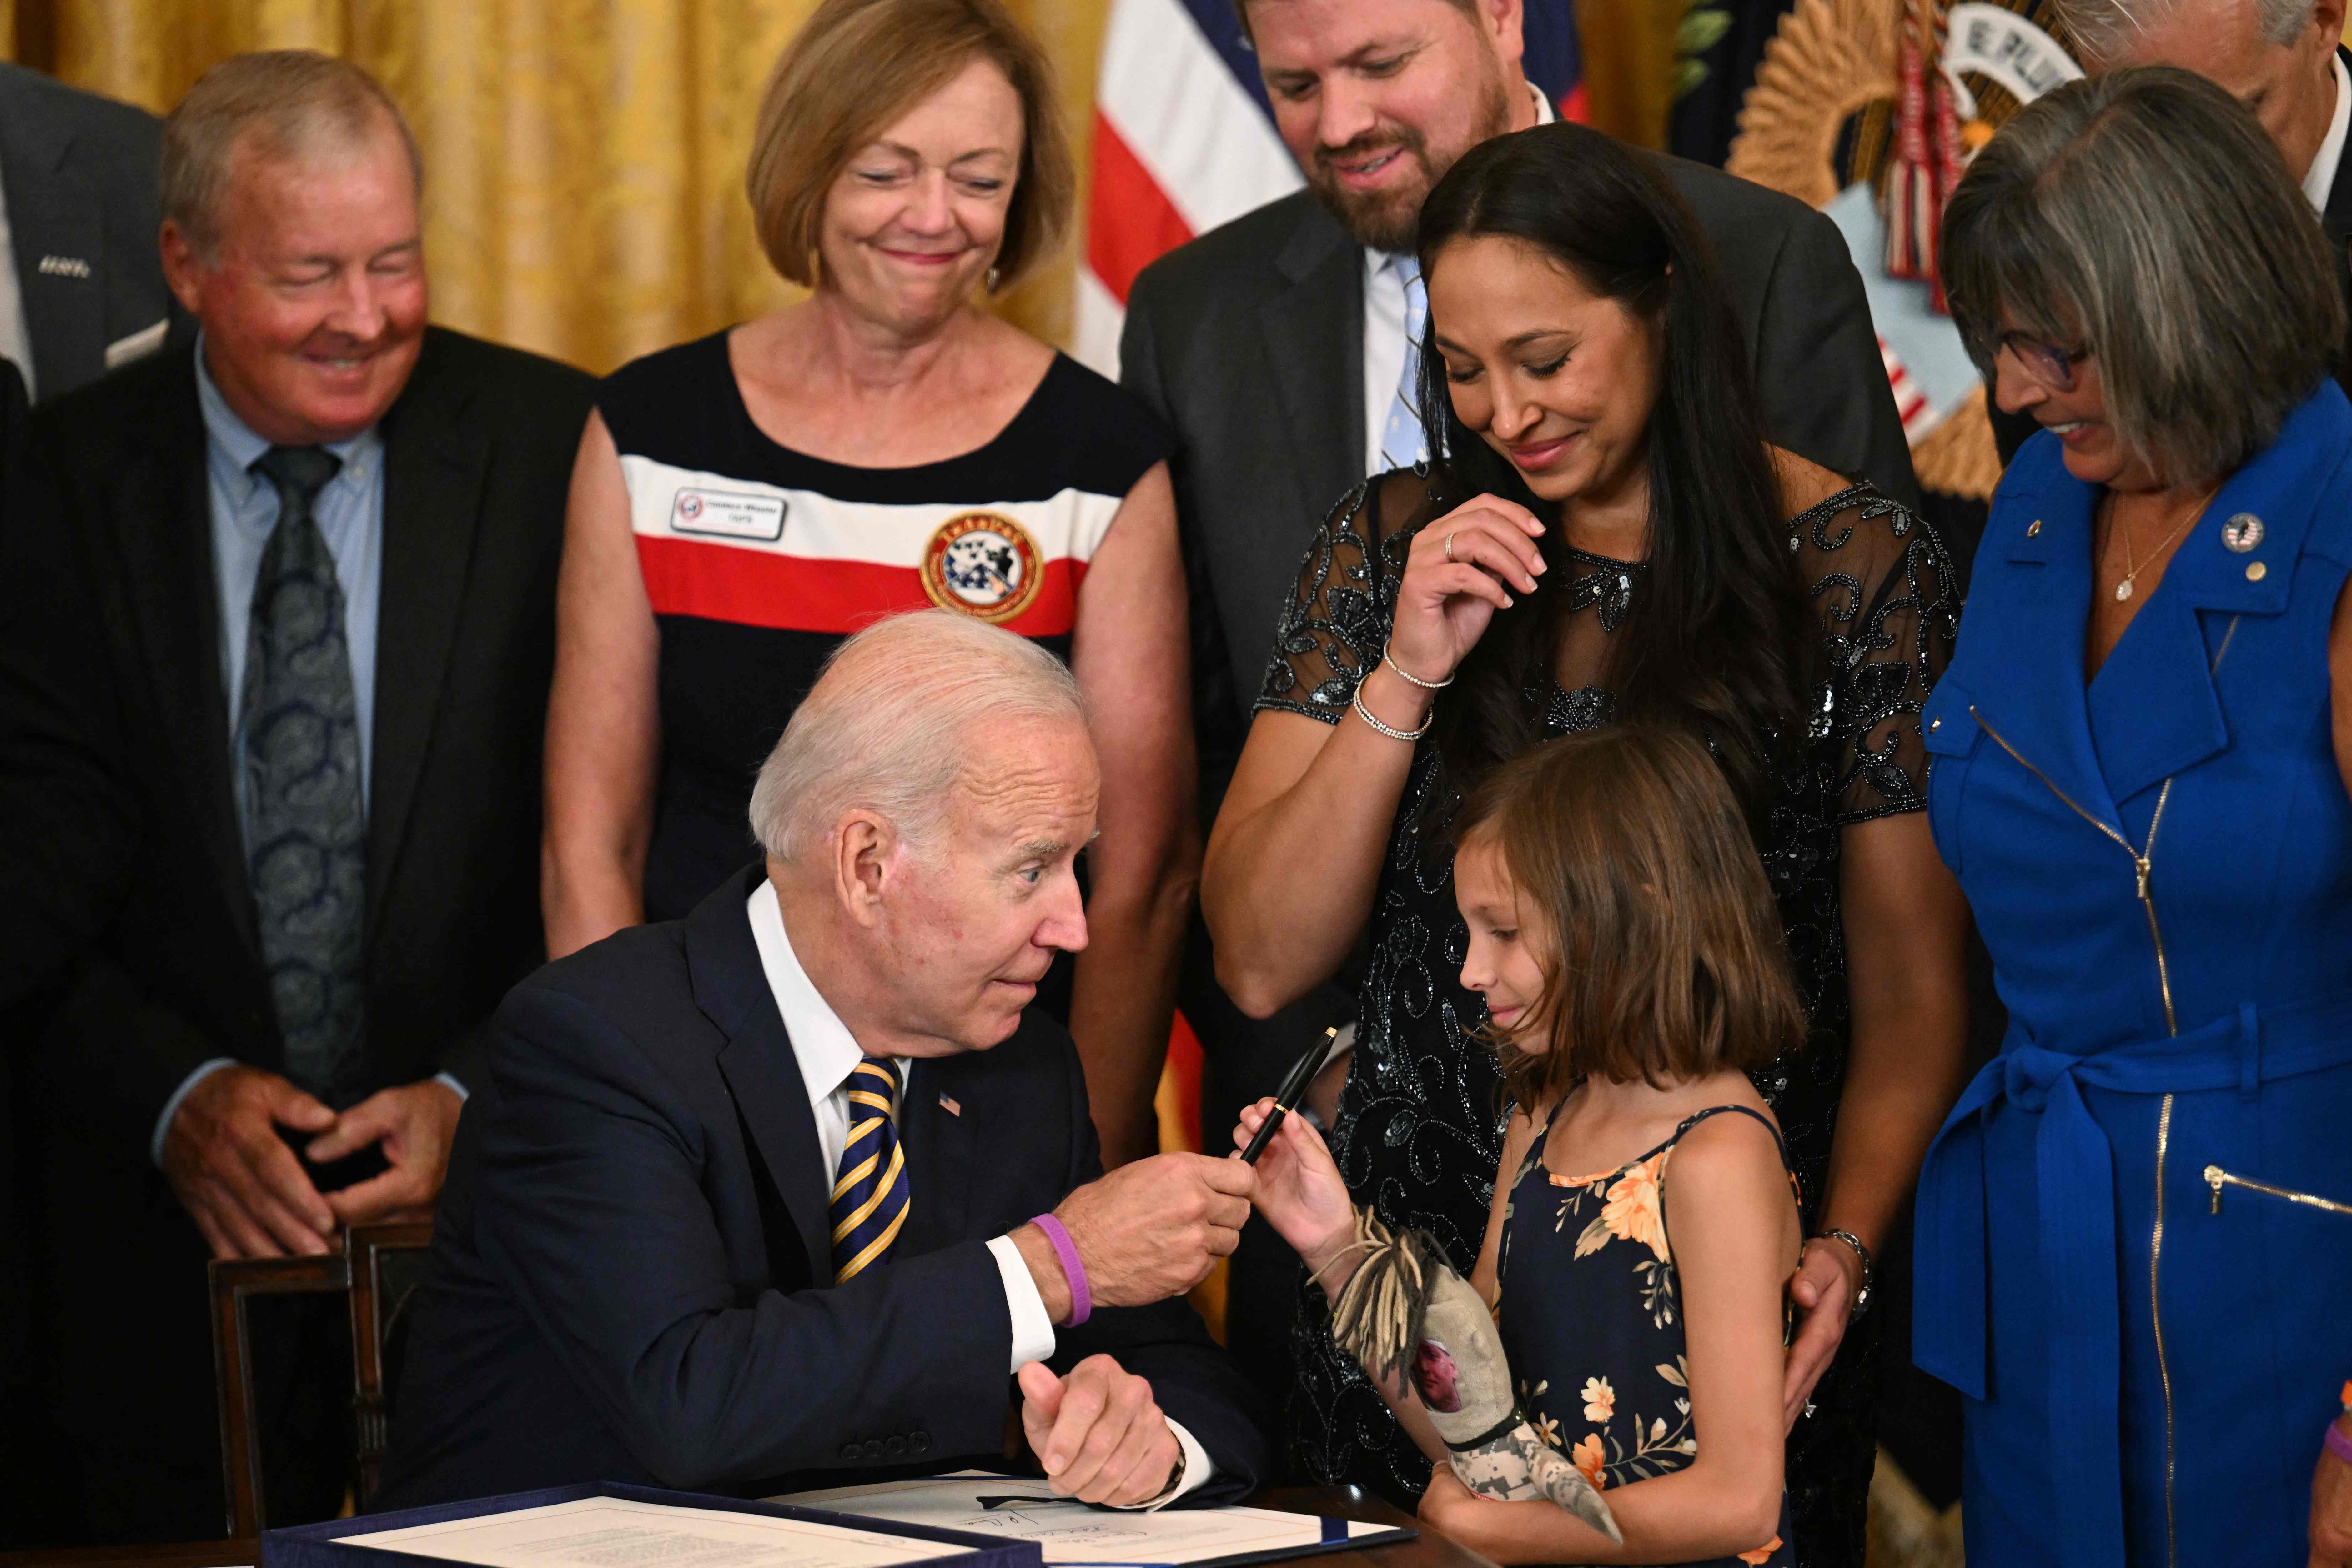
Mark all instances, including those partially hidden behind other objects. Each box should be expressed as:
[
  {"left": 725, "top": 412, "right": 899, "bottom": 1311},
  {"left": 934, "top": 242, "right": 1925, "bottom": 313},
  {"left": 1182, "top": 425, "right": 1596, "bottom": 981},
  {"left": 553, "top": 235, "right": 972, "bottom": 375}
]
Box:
[{"left": 1412, "top": 123, "right": 1814, "bottom": 821}]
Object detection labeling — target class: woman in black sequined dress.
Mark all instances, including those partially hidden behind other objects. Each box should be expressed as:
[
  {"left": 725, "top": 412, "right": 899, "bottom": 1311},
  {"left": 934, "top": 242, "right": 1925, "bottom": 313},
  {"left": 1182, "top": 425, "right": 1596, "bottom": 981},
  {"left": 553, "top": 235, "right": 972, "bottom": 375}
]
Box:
[{"left": 1199, "top": 123, "right": 1971, "bottom": 1566}]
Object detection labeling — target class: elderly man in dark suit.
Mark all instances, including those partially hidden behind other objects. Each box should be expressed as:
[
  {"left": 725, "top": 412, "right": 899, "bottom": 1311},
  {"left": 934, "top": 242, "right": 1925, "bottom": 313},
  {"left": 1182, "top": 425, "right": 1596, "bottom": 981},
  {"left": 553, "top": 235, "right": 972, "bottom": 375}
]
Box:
[
  {"left": 0, "top": 63, "right": 175, "bottom": 400},
  {"left": 0, "top": 51, "right": 592, "bottom": 1542},
  {"left": 1118, "top": 0, "right": 1917, "bottom": 1419},
  {"left": 381, "top": 610, "right": 1266, "bottom": 1510}
]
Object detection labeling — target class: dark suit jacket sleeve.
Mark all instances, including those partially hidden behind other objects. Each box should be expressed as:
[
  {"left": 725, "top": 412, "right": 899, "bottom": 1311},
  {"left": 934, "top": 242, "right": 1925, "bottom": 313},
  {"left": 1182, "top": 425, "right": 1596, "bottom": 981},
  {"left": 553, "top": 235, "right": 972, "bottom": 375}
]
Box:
[
  {"left": 474, "top": 981, "right": 1023, "bottom": 1491},
  {"left": 1045, "top": 1038, "right": 1270, "bottom": 1503},
  {"left": 1119, "top": 283, "right": 1247, "bottom": 818},
  {"left": 1752, "top": 204, "right": 1922, "bottom": 509},
  {"left": 0, "top": 436, "right": 144, "bottom": 995}
]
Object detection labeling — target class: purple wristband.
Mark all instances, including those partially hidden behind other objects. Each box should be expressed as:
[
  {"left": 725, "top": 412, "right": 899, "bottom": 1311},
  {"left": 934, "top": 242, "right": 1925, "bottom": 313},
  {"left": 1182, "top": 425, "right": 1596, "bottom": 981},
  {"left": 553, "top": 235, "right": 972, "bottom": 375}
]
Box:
[
  {"left": 2326, "top": 1421, "right": 2352, "bottom": 1469},
  {"left": 1030, "top": 1214, "right": 1091, "bottom": 1326}
]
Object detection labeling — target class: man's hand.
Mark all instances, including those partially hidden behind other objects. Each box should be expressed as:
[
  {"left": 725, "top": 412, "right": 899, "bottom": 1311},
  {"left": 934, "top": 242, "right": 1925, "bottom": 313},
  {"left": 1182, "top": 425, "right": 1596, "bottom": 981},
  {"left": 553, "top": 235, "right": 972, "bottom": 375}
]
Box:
[
  {"left": 1022, "top": 1153, "right": 1252, "bottom": 1317},
  {"left": 1018, "top": 1356, "right": 1180, "bottom": 1506},
  {"left": 162, "top": 1063, "right": 339, "bottom": 1260},
  {"left": 1781, "top": 1238, "right": 1861, "bottom": 1432},
  {"left": 2313, "top": 1415, "right": 2352, "bottom": 1567},
  {"left": 312, "top": 1080, "right": 464, "bottom": 1229}
]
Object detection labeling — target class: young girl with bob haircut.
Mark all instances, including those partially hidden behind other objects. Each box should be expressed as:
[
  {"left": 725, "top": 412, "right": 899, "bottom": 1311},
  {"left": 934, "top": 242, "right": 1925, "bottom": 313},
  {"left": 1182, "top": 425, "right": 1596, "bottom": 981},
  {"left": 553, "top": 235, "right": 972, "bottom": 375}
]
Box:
[{"left": 1240, "top": 724, "right": 1803, "bottom": 1566}]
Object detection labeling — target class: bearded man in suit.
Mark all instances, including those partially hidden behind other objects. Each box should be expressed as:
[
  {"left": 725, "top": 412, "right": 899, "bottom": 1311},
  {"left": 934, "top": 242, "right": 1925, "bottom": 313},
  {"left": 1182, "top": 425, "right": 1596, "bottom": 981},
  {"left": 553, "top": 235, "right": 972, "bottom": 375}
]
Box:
[
  {"left": 0, "top": 50, "right": 591, "bottom": 1540},
  {"left": 1118, "top": 0, "right": 1916, "bottom": 1437}
]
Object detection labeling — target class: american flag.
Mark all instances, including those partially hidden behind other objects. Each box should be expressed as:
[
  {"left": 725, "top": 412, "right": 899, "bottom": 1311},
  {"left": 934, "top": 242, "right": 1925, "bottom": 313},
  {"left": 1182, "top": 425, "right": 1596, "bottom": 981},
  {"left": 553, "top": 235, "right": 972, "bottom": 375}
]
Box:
[{"left": 1074, "top": 0, "right": 1587, "bottom": 376}]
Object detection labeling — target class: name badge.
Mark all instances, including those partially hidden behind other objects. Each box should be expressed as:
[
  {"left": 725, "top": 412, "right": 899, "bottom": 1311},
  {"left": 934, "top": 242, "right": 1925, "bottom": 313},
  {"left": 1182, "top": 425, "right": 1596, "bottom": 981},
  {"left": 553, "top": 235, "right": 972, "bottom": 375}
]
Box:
[{"left": 670, "top": 488, "right": 786, "bottom": 541}]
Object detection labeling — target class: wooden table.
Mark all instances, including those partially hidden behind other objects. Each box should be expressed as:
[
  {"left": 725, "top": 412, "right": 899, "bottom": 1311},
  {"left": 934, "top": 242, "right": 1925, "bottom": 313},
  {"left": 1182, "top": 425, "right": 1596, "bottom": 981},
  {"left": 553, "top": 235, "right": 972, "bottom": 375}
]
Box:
[
  {"left": 1255, "top": 1486, "right": 1496, "bottom": 1568},
  {"left": 0, "top": 1484, "right": 1485, "bottom": 1568},
  {"left": 0, "top": 1541, "right": 258, "bottom": 1568}
]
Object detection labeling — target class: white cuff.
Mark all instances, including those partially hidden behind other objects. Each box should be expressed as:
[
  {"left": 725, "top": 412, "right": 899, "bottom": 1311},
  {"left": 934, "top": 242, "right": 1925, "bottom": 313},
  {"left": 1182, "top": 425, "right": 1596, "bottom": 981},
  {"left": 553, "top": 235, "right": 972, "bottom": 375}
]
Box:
[
  {"left": 433, "top": 1070, "right": 470, "bottom": 1101},
  {"left": 151, "top": 1057, "right": 238, "bottom": 1168},
  {"left": 986, "top": 1233, "right": 1058, "bottom": 1372},
  {"left": 1108, "top": 1418, "right": 1215, "bottom": 1511}
]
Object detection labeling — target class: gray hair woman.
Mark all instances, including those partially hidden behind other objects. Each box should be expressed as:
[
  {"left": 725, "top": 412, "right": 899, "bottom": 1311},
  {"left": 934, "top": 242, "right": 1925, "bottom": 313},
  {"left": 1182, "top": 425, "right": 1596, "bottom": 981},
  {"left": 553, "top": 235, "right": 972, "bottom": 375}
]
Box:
[{"left": 1915, "top": 65, "right": 2352, "bottom": 1568}]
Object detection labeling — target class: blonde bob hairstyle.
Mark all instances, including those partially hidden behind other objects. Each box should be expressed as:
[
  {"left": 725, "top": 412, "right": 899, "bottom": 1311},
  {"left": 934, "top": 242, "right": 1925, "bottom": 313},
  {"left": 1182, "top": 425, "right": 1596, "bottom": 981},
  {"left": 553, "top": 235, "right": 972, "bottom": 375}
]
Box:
[
  {"left": 1450, "top": 725, "right": 1806, "bottom": 1106},
  {"left": 746, "top": 0, "right": 1074, "bottom": 293}
]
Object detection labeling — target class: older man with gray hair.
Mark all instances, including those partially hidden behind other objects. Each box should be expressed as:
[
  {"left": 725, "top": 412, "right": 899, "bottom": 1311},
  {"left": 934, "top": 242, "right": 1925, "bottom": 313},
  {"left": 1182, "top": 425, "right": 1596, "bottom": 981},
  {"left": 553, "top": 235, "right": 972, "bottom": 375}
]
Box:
[
  {"left": 381, "top": 609, "right": 1268, "bottom": 1512},
  {"left": 0, "top": 49, "right": 591, "bottom": 1540},
  {"left": 1988, "top": 0, "right": 2352, "bottom": 460}
]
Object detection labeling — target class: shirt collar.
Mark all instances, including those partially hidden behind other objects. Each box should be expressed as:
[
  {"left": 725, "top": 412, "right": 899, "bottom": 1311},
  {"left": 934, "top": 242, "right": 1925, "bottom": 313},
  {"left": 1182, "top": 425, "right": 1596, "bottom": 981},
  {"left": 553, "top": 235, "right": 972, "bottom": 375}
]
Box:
[
  {"left": 193, "top": 331, "right": 381, "bottom": 492},
  {"left": 2305, "top": 50, "right": 2350, "bottom": 212},
  {"left": 1364, "top": 81, "right": 1557, "bottom": 279},
  {"left": 746, "top": 879, "right": 873, "bottom": 1110}
]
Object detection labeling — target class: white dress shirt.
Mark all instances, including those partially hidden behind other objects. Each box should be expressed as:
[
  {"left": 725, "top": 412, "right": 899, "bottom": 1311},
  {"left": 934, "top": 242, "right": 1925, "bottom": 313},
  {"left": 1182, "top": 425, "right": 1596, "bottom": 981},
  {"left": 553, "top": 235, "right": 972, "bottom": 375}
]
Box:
[
  {"left": 0, "top": 174, "right": 33, "bottom": 400},
  {"left": 1361, "top": 84, "right": 1560, "bottom": 478},
  {"left": 746, "top": 882, "right": 1212, "bottom": 1504},
  {"left": 2304, "top": 51, "right": 2351, "bottom": 213}
]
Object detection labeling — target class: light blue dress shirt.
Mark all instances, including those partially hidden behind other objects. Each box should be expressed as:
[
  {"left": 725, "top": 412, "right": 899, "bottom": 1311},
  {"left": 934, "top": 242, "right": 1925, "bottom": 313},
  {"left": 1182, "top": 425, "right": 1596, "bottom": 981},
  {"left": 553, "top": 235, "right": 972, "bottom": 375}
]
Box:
[
  {"left": 194, "top": 338, "right": 384, "bottom": 823},
  {"left": 152, "top": 344, "right": 461, "bottom": 1167}
]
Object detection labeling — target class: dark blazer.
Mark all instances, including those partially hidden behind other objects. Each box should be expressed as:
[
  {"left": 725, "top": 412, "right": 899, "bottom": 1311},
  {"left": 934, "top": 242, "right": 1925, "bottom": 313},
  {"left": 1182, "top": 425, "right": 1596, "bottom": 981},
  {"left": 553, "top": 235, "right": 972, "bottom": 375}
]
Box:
[
  {"left": 0, "top": 64, "right": 174, "bottom": 401},
  {"left": 0, "top": 328, "right": 594, "bottom": 1503},
  {"left": 380, "top": 867, "right": 1268, "bottom": 1508},
  {"left": 1122, "top": 166, "right": 1919, "bottom": 795}
]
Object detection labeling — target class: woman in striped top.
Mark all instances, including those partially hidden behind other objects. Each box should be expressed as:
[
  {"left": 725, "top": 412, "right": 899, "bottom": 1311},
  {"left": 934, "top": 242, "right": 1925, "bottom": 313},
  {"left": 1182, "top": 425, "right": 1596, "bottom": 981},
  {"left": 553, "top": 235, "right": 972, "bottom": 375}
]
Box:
[{"left": 541, "top": 0, "right": 1193, "bottom": 1164}]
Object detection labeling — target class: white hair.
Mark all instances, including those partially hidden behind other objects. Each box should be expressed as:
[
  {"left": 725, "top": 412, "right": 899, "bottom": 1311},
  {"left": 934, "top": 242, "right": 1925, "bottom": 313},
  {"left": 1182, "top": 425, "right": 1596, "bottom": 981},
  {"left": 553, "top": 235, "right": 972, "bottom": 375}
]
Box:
[
  {"left": 2059, "top": 0, "right": 2315, "bottom": 60},
  {"left": 749, "top": 609, "right": 1086, "bottom": 864}
]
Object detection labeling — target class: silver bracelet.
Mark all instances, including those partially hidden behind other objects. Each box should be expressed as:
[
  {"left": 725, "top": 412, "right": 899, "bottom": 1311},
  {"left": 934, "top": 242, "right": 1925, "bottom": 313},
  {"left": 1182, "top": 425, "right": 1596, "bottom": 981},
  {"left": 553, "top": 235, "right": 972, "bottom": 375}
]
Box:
[
  {"left": 1812, "top": 1228, "right": 1875, "bottom": 1322},
  {"left": 1352, "top": 684, "right": 1431, "bottom": 742},
  {"left": 1382, "top": 649, "right": 1454, "bottom": 690}
]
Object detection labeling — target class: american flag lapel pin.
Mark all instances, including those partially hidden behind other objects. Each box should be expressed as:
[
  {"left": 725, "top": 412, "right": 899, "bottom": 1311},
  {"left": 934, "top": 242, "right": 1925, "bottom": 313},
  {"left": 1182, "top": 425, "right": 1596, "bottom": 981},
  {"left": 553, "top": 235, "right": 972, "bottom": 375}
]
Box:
[{"left": 938, "top": 1093, "right": 962, "bottom": 1117}]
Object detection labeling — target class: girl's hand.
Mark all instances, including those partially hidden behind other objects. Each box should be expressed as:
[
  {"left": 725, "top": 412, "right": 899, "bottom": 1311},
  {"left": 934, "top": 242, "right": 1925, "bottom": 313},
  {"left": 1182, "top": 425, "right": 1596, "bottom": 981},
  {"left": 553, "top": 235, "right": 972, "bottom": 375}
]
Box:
[
  {"left": 1230, "top": 1099, "right": 1354, "bottom": 1276},
  {"left": 1419, "top": 1464, "right": 1505, "bottom": 1557},
  {"left": 1384, "top": 495, "right": 1547, "bottom": 689}
]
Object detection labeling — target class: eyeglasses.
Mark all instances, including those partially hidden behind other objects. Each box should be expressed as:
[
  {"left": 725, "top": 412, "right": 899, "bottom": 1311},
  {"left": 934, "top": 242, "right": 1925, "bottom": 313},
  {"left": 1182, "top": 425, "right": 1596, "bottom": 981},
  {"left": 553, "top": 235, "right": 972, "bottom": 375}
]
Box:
[{"left": 1988, "top": 331, "right": 2090, "bottom": 393}]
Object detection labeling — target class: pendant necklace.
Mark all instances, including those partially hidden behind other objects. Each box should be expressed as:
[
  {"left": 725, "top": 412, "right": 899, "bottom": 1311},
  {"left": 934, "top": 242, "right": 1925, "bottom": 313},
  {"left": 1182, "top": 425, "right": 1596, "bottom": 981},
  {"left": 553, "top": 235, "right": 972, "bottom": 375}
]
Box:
[{"left": 2109, "top": 487, "right": 2212, "bottom": 603}]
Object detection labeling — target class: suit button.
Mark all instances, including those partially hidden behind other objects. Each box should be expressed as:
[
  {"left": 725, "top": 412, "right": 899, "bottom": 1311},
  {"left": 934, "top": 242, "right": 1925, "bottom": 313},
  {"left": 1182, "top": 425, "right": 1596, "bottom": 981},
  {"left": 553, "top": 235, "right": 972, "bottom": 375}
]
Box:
[
  {"left": 864, "top": 1439, "right": 887, "bottom": 1460},
  {"left": 886, "top": 1435, "right": 908, "bottom": 1458},
  {"left": 839, "top": 1443, "right": 861, "bottom": 1462},
  {"left": 911, "top": 1430, "right": 932, "bottom": 1454}
]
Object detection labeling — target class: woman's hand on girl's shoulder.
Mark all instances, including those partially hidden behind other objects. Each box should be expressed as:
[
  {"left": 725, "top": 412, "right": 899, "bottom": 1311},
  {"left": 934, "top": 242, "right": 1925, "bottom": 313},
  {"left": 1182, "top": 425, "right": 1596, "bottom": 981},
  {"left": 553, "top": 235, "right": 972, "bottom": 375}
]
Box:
[{"left": 1387, "top": 494, "right": 1549, "bottom": 689}]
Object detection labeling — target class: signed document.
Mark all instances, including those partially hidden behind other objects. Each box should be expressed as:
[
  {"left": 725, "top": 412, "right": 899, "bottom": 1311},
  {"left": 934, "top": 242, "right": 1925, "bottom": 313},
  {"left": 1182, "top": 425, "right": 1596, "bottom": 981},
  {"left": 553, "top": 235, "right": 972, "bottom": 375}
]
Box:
[
  {"left": 772, "top": 1475, "right": 1410, "bottom": 1567},
  {"left": 342, "top": 1495, "right": 980, "bottom": 1568}
]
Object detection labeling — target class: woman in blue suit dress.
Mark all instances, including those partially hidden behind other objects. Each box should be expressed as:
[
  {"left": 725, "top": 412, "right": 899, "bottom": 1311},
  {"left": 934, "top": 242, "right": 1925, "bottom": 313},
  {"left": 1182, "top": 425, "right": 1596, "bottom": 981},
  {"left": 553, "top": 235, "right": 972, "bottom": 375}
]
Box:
[{"left": 1919, "top": 68, "right": 2352, "bottom": 1568}]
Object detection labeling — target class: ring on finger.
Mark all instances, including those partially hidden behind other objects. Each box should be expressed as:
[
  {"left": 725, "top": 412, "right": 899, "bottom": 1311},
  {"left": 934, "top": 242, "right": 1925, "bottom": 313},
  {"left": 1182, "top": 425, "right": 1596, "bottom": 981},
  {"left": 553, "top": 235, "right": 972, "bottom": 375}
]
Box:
[{"left": 1444, "top": 531, "right": 1456, "bottom": 563}]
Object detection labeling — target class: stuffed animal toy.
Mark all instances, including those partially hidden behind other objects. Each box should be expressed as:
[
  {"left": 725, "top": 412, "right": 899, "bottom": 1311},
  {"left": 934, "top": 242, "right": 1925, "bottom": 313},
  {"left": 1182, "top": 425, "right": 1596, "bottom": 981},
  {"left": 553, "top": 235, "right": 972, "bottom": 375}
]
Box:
[{"left": 1326, "top": 1209, "right": 1621, "bottom": 1545}]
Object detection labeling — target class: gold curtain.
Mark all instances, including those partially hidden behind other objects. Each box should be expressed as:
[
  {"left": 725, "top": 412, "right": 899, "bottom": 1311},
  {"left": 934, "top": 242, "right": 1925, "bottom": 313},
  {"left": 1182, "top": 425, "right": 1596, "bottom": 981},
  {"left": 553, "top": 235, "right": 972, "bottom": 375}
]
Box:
[{"left": 4, "top": 0, "right": 1672, "bottom": 374}]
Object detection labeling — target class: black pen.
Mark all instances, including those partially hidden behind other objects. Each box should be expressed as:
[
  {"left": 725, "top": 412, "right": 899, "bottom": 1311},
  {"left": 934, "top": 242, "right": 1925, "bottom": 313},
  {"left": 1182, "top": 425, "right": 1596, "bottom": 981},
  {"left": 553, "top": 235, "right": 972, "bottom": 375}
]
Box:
[{"left": 1239, "top": 1026, "right": 1340, "bottom": 1164}]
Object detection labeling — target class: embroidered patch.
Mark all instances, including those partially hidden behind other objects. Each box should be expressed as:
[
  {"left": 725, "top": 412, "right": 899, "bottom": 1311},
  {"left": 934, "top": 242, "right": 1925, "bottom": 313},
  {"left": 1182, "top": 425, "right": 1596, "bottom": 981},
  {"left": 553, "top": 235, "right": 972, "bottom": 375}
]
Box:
[{"left": 920, "top": 512, "right": 1043, "bottom": 624}]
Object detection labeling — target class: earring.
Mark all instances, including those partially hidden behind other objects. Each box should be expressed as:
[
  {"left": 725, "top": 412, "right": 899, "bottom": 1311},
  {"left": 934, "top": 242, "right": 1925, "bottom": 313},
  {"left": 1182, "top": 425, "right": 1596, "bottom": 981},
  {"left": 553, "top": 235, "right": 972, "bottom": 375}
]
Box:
[{"left": 986, "top": 265, "right": 1001, "bottom": 293}]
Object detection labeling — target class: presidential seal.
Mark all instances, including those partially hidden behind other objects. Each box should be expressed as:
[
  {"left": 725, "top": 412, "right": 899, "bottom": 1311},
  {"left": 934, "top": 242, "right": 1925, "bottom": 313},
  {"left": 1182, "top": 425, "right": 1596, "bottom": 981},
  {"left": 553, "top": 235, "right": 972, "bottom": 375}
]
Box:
[{"left": 920, "top": 512, "right": 1044, "bottom": 624}]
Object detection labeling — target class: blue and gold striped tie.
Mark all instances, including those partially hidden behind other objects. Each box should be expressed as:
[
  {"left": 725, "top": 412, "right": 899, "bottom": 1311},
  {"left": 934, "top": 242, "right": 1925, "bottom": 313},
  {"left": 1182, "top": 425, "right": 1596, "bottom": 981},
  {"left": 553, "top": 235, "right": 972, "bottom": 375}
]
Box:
[{"left": 830, "top": 1056, "right": 911, "bottom": 1282}]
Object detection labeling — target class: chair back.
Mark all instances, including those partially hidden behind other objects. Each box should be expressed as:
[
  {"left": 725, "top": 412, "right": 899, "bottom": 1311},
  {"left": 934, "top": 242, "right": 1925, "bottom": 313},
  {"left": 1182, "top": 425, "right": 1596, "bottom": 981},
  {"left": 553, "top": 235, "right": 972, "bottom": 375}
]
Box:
[{"left": 208, "top": 1222, "right": 433, "bottom": 1536}]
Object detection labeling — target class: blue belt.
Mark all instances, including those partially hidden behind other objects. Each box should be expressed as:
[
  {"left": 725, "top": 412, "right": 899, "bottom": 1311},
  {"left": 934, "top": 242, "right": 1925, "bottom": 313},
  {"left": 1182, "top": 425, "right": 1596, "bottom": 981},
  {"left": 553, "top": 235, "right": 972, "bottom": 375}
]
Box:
[{"left": 1913, "top": 990, "right": 2352, "bottom": 1568}]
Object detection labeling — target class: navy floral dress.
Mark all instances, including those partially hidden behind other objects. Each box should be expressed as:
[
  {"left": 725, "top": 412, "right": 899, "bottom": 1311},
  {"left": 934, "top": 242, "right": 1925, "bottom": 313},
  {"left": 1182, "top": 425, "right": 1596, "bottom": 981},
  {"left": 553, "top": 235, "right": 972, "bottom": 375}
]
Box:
[
  {"left": 1259, "top": 468, "right": 1957, "bottom": 1567},
  {"left": 1501, "top": 1102, "right": 1799, "bottom": 1567}
]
